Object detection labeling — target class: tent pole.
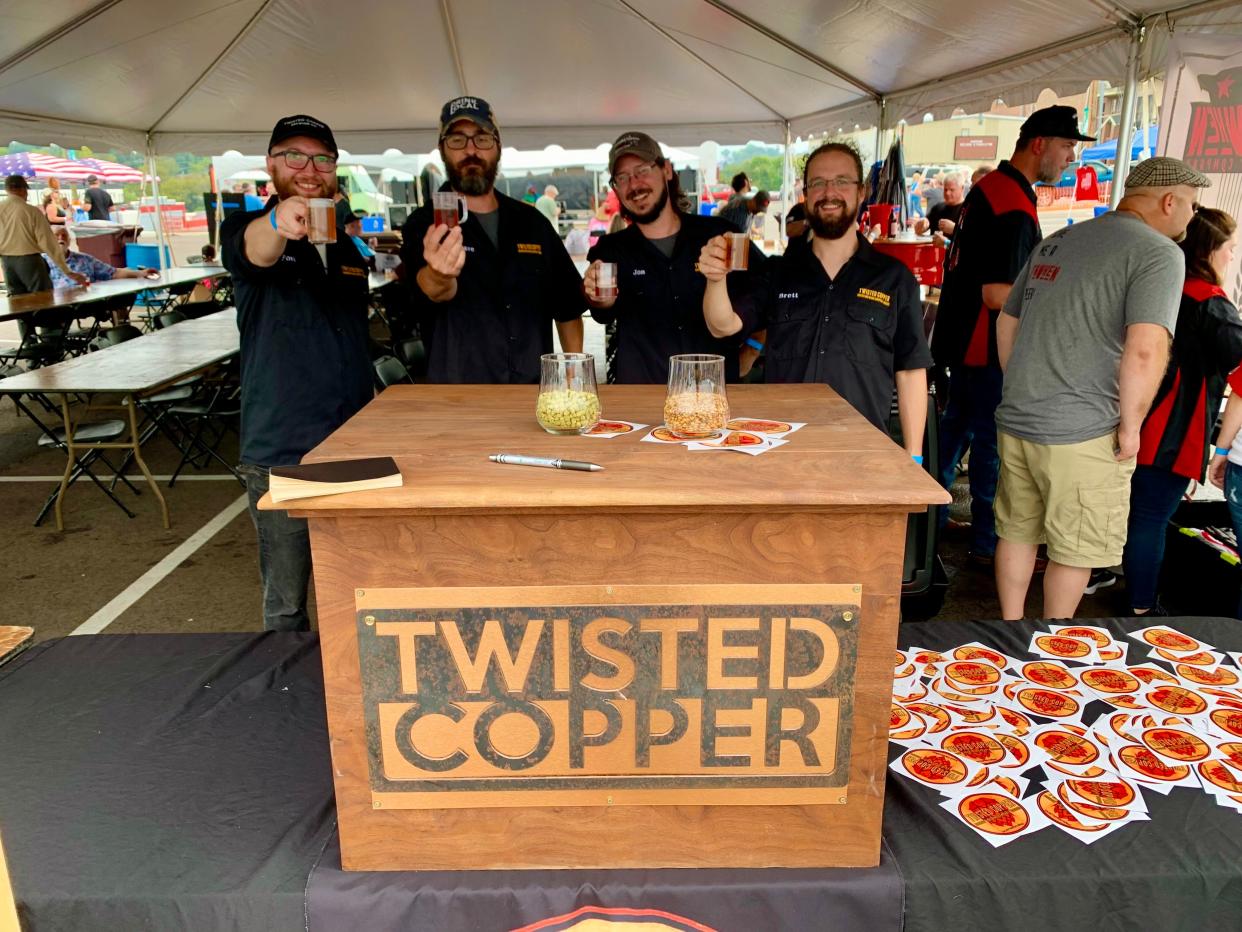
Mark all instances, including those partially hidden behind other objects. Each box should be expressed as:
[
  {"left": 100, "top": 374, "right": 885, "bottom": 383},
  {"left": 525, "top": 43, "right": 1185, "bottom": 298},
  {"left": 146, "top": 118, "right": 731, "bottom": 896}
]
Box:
[
  {"left": 782, "top": 120, "right": 793, "bottom": 248},
  {"left": 145, "top": 137, "right": 168, "bottom": 270},
  {"left": 1109, "top": 26, "right": 1144, "bottom": 210}
]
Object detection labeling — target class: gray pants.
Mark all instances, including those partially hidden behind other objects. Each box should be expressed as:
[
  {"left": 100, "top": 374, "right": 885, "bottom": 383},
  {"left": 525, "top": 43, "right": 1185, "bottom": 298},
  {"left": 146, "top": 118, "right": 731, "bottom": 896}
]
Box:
[
  {"left": 238, "top": 464, "right": 313, "bottom": 632},
  {"left": 1, "top": 254, "right": 53, "bottom": 339},
  {"left": 1, "top": 253, "right": 52, "bottom": 295}
]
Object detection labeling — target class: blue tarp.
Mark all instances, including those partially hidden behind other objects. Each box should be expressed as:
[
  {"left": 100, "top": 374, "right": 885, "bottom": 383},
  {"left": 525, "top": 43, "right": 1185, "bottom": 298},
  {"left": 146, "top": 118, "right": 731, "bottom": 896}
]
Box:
[{"left": 1081, "top": 126, "right": 1159, "bottom": 161}]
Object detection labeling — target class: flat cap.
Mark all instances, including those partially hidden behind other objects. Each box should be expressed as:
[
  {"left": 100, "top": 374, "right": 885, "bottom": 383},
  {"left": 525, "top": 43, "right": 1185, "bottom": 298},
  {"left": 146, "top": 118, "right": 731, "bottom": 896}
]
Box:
[{"left": 1124, "top": 157, "right": 1211, "bottom": 191}]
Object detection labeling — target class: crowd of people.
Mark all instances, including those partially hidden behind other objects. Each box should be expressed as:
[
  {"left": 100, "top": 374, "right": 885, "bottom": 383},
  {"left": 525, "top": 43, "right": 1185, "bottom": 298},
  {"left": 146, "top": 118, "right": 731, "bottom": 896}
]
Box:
[{"left": 7, "top": 96, "right": 1227, "bottom": 630}]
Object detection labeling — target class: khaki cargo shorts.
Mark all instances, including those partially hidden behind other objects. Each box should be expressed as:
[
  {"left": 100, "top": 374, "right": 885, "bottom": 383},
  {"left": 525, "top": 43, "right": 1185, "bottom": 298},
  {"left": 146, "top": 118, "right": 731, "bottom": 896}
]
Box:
[{"left": 994, "top": 431, "right": 1135, "bottom": 568}]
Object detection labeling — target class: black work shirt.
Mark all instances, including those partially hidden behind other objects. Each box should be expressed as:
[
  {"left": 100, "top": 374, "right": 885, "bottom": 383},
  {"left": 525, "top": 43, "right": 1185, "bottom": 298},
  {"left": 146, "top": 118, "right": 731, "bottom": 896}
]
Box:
[
  {"left": 925, "top": 201, "right": 963, "bottom": 232},
  {"left": 734, "top": 234, "right": 932, "bottom": 429},
  {"left": 933, "top": 160, "right": 1039, "bottom": 369},
  {"left": 587, "top": 213, "right": 760, "bottom": 384},
  {"left": 222, "top": 203, "right": 373, "bottom": 467},
  {"left": 400, "top": 192, "right": 583, "bottom": 383}
]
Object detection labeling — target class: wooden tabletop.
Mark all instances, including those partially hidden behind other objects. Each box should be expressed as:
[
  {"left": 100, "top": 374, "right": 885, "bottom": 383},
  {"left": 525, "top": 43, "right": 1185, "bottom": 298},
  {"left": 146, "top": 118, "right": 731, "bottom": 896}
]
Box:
[
  {"left": 0, "top": 267, "right": 227, "bottom": 321},
  {"left": 278, "top": 384, "right": 951, "bottom": 516},
  {"left": 0, "top": 309, "right": 238, "bottom": 395}
]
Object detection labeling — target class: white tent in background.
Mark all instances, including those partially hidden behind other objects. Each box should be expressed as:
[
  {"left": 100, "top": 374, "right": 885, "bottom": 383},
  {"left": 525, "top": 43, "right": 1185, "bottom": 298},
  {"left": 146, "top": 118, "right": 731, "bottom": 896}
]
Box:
[
  {"left": 0, "top": 0, "right": 1236, "bottom": 155},
  {"left": 1, "top": 1, "right": 1235, "bottom": 254}
]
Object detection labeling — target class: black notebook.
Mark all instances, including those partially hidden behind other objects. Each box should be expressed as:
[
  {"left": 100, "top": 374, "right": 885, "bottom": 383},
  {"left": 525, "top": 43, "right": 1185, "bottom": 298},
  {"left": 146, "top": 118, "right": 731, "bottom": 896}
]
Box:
[{"left": 268, "top": 457, "right": 402, "bottom": 503}]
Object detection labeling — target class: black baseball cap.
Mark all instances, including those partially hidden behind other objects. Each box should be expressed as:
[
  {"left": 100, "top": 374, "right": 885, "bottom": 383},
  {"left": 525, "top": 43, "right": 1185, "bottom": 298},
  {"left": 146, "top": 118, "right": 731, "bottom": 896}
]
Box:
[
  {"left": 439, "top": 96, "right": 499, "bottom": 137},
  {"left": 268, "top": 114, "right": 339, "bottom": 156},
  {"left": 1019, "top": 105, "right": 1095, "bottom": 142}
]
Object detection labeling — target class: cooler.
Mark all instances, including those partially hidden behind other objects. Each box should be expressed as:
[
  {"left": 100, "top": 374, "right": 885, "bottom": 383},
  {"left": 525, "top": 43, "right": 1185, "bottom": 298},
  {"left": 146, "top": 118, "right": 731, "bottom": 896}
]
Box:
[{"left": 871, "top": 238, "right": 945, "bottom": 286}]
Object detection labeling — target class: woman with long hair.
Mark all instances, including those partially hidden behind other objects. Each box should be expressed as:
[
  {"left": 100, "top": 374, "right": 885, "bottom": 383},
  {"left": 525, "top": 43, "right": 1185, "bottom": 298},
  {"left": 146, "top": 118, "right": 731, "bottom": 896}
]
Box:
[
  {"left": 1124, "top": 206, "right": 1241, "bottom": 615},
  {"left": 42, "top": 191, "right": 66, "bottom": 226}
]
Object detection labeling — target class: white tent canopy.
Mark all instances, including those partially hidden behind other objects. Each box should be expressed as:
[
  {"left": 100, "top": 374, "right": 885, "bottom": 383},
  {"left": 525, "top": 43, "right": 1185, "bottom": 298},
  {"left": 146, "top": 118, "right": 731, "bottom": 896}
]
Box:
[{"left": 0, "top": 0, "right": 1238, "bottom": 156}]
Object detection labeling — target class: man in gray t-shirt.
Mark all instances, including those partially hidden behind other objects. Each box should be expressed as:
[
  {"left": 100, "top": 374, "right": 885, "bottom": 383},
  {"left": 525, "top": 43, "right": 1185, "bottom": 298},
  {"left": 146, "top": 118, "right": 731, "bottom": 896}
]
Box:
[{"left": 991, "top": 157, "right": 1210, "bottom": 622}]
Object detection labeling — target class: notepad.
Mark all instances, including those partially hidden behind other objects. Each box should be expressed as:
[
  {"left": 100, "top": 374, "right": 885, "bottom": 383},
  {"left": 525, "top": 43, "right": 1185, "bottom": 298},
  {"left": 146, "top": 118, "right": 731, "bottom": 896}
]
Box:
[{"left": 268, "top": 457, "right": 402, "bottom": 503}]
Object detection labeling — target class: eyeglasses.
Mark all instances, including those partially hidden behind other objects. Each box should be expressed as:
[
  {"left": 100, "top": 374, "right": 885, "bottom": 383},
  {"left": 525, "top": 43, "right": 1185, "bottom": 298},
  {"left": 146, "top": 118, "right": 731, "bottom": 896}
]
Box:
[
  {"left": 273, "top": 149, "right": 338, "bottom": 173},
  {"left": 442, "top": 132, "right": 498, "bottom": 150},
  {"left": 806, "top": 177, "right": 862, "bottom": 194},
  {"left": 611, "top": 162, "right": 658, "bottom": 188}
]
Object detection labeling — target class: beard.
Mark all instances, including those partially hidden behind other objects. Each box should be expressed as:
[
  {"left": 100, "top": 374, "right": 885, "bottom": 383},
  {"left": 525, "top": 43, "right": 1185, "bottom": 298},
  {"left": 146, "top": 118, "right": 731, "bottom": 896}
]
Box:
[
  {"left": 807, "top": 196, "right": 859, "bottom": 240},
  {"left": 446, "top": 153, "right": 499, "bottom": 196},
  {"left": 620, "top": 182, "right": 670, "bottom": 225},
  {"left": 271, "top": 169, "right": 335, "bottom": 201},
  {"left": 1036, "top": 150, "right": 1064, "bottom": 184}
]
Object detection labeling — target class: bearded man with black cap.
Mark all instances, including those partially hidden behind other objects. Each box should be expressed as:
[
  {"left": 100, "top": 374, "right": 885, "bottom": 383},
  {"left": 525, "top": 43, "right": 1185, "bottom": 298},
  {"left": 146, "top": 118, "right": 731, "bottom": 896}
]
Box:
[
  {"left": 400, "top": 96, "right": 584, "bottom": 382},
  {"left": 222, "top": 113, "right": 373, "bottom": 633},
  {"left": 584, "top": 130, "right": 761, "bottom": 383}
]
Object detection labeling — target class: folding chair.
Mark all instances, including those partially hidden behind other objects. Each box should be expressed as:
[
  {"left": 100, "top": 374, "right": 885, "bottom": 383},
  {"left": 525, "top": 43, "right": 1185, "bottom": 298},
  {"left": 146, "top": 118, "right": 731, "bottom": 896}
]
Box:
[{"left": 373, "top": 354, "right": 412, "bottom": 389}]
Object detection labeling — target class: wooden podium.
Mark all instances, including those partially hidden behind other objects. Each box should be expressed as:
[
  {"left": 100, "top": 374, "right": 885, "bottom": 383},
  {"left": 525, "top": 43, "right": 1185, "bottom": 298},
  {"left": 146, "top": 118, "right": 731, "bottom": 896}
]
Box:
[{"left": 271, "top": 384, "right": 949, "bottom": 871}]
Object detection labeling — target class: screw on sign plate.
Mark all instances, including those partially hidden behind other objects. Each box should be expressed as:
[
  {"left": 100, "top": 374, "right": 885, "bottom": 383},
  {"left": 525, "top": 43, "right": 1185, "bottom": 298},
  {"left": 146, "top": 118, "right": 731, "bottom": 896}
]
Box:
[
  {"left": 607, "top": 795, "right": 614, "bottom": 806},
  {"left": 365, "top": 615, "right": 376, "bottom": 626},
  {"left": 838, "top": 795, "right": 847, "bottom": 803},
  {"left": 357, "top": 589, "right": 366, "bottom": 598},
  {"left": 843, "top": 611, "right": 854, "bottom": 622},
  {"left": 373, "top": 800, "right": 381, "bottom": 809}
]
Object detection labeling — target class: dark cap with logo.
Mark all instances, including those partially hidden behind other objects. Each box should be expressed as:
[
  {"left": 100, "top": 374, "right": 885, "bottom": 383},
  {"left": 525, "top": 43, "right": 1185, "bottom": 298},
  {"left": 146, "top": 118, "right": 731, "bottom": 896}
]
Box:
[
  {"left": 268, "top": 114, "right": 338, "bottom": 156},
  {"left": 1019, "top": 105, "right": 1095, "bottom": 142},
  {"left": 439, "top": 97, "right": 499, "bottom": 137},
  {"left": 608, "top": 131, "right": 663, "bottom": 175}
]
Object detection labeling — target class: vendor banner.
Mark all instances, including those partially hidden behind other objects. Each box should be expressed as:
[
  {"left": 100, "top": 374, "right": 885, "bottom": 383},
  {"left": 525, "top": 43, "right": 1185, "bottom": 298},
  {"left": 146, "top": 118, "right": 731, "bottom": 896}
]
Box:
[{"left": 1159, "top": 35, "right": 1242, "bottom": 304}]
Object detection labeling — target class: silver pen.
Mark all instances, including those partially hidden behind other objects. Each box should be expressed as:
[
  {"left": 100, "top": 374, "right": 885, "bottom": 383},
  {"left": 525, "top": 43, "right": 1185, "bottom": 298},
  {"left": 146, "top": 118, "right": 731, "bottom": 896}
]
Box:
[{"left": 489, "top": 453, "right": 604, "bottom": 472}]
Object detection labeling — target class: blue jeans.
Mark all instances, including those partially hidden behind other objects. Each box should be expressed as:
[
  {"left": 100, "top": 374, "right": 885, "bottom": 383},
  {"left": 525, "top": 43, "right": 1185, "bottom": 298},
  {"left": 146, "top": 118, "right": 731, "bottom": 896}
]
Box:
[
  {"left": 1122, "top": 464, "right": 1190, "bottom": 611},
  {"left": 1227, "top": 462, "right": 1242, "bottom": 618},
  {"left": 239, "top": 464, "right": 312, "bottom": 632},
  {"left": 938, "top": 365, "right": 1003, "bottom": 557},
  {"left": 908, "top": 194, "right": 924, "bottom": 218}
]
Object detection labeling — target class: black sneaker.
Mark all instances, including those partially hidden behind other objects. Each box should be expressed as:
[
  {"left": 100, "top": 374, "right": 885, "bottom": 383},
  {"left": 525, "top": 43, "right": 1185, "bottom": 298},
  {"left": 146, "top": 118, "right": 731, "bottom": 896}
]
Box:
[
  {"left": 1084, "top": 569, "right": 1117, "bottom": 595},
  {"left": 1132, "top": 602, "right": 1170, "bottom": 617}
]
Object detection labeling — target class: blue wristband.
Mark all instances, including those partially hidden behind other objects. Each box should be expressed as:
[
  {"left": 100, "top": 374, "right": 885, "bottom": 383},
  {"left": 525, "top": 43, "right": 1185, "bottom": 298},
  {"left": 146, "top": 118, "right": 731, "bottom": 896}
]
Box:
[
  {"left": 269, "top": 209, "right": 278, "bottom": 232},
  {"left": 745, "top": 337, "right": 764, "bottom": 351},
  {"left": 911, "top": 454, "right": 924, "bottom": 465},
  {"left": 1217, "top": 446, "right": 1232, "bottom": 456}
]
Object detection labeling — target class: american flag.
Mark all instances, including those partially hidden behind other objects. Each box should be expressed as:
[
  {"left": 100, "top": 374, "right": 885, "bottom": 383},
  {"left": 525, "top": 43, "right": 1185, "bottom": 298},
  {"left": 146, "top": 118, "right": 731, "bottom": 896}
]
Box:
[
  {"left": 77, "top": 158, "right": 146, "bottom": 183},
  {"left": 0, "top": 152, "right": 93, "bottom": 180}
]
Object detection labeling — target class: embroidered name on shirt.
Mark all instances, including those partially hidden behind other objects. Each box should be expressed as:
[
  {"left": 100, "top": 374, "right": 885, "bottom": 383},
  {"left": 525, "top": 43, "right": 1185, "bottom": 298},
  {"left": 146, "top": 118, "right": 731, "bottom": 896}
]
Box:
[
  {"left": 517, "top": 243, "right": 542, "bottom": 255},
  {"left": 632, "top": 268, "right": 647, "bottom": 276},
  {"left": 778, "top": 292, "right": 799, "bottom": 299},
  {"left": 1030, "top": 264, "right": 1060, "bottom": 282},
  {"left": 340, "top": 265, "right": 366, "bottom": 278},
  {"left": 856, "top": 288, "right": 890, "bottom": 307}
]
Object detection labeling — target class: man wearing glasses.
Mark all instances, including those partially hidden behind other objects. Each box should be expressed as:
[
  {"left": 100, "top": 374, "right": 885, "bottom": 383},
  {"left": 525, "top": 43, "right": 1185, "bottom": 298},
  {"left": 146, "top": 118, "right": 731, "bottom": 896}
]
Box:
[
  {"left": 700, "top": 141, "right": 931, "bottom": 454},
  {"left": 401, "top": 97, "right": 584, "bottom": 382},
  {"left": 992, "top": 157, "right": 1207, "bottom": 621},
  {"left": 222, "top": 114, "right": 373, "bottom": 632},
  {"left": 583, "top": 131, "right": 760, "bottom": 383}
]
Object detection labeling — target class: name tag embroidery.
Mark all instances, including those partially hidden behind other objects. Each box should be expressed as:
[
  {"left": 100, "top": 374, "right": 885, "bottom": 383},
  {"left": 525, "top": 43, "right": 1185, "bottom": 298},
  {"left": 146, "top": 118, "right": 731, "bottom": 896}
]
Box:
[
  {"left": 632, "top": 269, "right": 647, "bottom": 276},
  {"left": 340, "top": 265, "right": 367, "bottom": 278},
  {"left": 856, "top": 288, "right": 891, "bottom": 307},
  {"left": 517, "top": 243, "right": 542, "bottom": 255},
  {"left": 778, "top": 292, "right": 799, "bottom": 300}
]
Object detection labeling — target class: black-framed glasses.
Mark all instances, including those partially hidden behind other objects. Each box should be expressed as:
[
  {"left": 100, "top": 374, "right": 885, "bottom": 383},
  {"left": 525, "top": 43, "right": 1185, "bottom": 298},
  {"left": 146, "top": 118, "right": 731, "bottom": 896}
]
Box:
[
  {"left": 442, "top": 131, "right": 498, "bottom": 150},
  {"left": 806, "top": 177, "right": 862, "bottom": 194},
  {"left": 272, "top": 149, "right": 338, "bottom": 173},
  {"left": 611, "top": 162, "right": 658, "bottom": 188}
]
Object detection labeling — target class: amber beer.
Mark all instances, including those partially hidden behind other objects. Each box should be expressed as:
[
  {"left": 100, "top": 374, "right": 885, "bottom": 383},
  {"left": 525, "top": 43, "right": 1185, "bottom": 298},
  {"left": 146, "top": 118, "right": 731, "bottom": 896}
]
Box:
[
  {"left": 306, "top": 198, "right": 336, "bottom": 244},
  {"left": 595, "top": 262, "right": 618, "bottom": 299},
  {"left": 722, "top": 232, "right": 749, "bottom": 271},
  {"left": 432, "top": 191, "right": 468, "bottom": 228}
]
